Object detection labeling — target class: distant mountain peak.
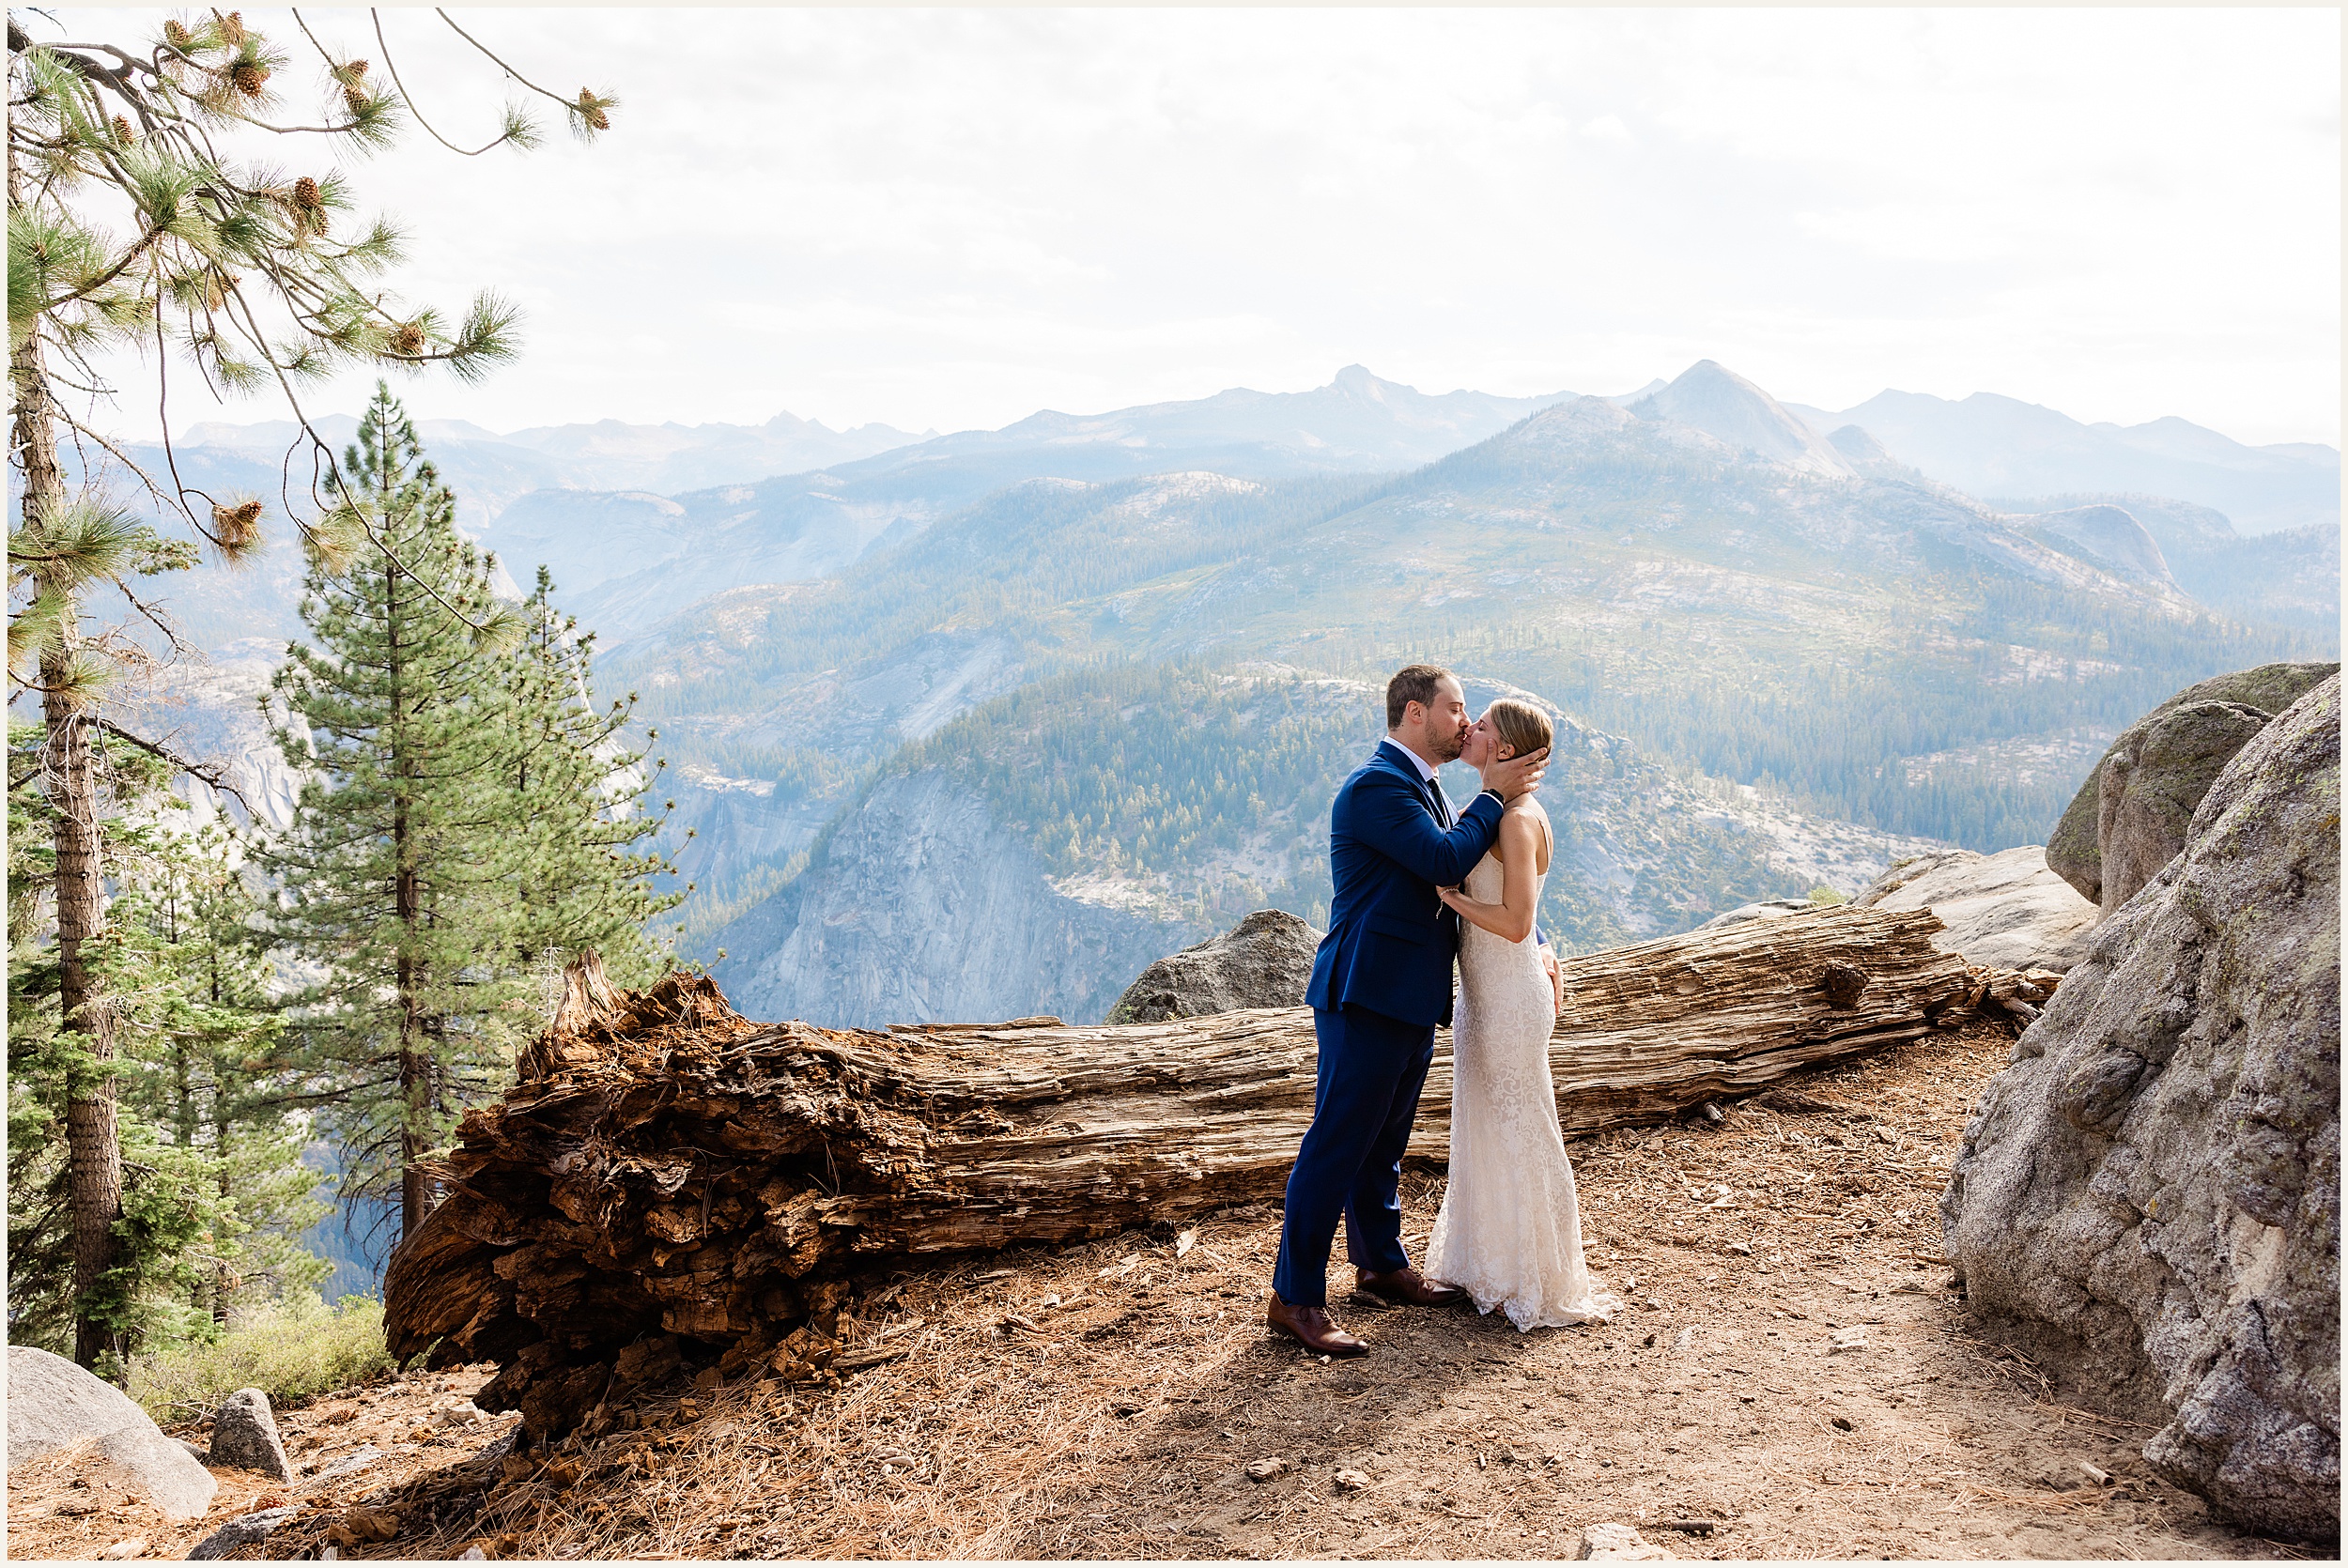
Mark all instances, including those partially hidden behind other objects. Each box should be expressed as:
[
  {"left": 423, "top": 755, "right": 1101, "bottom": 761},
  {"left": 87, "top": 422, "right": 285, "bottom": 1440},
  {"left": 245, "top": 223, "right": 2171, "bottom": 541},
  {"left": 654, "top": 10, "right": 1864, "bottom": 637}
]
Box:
[{"left": 1630, "top": 361, "right": 1856, "bottom": 478}]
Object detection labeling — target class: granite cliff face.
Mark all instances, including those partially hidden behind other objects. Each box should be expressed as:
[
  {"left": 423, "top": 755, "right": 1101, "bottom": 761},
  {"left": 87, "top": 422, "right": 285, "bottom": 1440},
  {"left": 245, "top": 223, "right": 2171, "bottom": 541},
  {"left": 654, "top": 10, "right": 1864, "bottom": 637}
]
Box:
[{"left": 718, "top": 770, "right": 1198, "bottom": 1028}]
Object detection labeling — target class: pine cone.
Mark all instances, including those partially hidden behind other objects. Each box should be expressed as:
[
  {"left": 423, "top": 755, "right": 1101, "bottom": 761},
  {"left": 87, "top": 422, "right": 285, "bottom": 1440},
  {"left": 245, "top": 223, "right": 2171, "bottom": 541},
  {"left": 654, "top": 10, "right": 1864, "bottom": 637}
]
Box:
[
  {"left": 577, "top": 90, "right": 610, "bottom": 131},
  {"left": 218, "top": 11, "right": 247, "bottom": 44},
  {"left": 162, "top": 19, "right": 191, "bottom": 48},
  {"left": 230, "top": 60, "right": 269, "bottom": 97},
  {"left": 389, "top": 323, "right": 425, "bottom": 356},
  {"left": 211, "top": 500, "right": 263, "bottom": 551},
  {"left": 293, "top": 177, "right": 322, "bottom": 210},
  {"left": 342, "top": 58, "right": 369, "bottom": 81},
  {"left": 343, "top": 85, "right": 368, "bottom": 117},
  {"left": 112, "top": 115, "right": 135, "bottom": 143}
]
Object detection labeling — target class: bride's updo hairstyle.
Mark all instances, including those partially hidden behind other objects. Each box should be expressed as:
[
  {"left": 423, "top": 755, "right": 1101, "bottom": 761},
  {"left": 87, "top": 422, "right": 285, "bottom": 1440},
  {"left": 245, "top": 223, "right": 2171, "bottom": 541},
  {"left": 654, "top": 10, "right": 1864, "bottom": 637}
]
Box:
[{"left": 1486, "top": 699, "right": 1553, "bottom": 762}]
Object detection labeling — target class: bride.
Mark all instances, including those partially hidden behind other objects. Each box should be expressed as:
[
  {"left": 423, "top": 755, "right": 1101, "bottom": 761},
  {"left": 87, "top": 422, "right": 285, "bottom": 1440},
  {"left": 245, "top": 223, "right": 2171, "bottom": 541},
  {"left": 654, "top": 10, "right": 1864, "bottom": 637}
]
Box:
[{"left": 1425, "top": 699, "right": 1622, "bottom": 1330}]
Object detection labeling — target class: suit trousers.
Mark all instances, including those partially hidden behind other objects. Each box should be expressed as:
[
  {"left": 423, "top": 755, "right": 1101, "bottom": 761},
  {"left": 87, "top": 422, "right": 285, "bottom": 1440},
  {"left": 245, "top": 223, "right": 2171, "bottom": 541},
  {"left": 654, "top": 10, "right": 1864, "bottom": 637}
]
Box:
[{"left": 1271, "top": 1004, "right": 1437, "bottom": 1307}]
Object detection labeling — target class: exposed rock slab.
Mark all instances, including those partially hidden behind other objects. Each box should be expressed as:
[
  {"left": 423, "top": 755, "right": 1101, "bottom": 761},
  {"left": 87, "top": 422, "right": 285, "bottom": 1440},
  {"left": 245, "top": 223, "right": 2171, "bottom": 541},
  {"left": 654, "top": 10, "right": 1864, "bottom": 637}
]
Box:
[
  {"left": 5, "top": 1345, "right": 218, "bottom": 1520},
  {"left": 1579, "top": 1521, "right": 1673, "bottom": 1560},
  {"left": 1693, "top": 897, "right": 1817, "bottom": 932},
  {"left": 1857, "top": 846, "right": 2096, "bottom": 973},
  {"left": 1942, "top": 675, "right": 2340, "bottom": 1541},
  {"left": 2046, "top": 661, "right": 2339, "bottom": 908},
  {"left": 1107, "top": 909, "right": 1321, "bottom": 1022},
  {"left": 206, "top": 1386, "right": 292, "bottom": 1481}
]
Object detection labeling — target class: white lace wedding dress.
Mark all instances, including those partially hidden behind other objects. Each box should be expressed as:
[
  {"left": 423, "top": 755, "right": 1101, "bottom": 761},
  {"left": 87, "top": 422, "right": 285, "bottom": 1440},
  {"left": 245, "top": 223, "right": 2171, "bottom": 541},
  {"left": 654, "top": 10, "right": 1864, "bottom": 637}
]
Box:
[{"left": 1426, "top": 843, "right": 1623, "bottom": 1330}]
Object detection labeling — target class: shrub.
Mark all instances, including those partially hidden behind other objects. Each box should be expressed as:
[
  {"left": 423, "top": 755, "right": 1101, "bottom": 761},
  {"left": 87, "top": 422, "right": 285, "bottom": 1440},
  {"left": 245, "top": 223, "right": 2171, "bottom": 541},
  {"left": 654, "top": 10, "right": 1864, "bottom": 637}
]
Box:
[
  {"left": 119, "top": 1294, "right": 394, "bottom": 1424},
  {"left": 1806, "top": 885, "right": 1848, "bottom": 905}
]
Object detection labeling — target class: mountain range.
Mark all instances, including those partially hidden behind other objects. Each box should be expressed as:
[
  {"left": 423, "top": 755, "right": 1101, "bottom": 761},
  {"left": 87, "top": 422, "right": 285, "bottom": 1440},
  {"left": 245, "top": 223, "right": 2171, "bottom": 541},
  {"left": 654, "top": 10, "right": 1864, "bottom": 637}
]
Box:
[{"left": 64, "top": 360, "right": 2339, "bottom": 1033}]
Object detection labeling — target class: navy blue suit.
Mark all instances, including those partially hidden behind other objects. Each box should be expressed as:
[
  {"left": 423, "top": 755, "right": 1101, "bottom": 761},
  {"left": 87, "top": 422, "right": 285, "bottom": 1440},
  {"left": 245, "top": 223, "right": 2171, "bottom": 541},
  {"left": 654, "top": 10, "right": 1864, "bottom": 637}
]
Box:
[{"left": 1274, "top": 741, "right": 1506, "bottom": 1307}]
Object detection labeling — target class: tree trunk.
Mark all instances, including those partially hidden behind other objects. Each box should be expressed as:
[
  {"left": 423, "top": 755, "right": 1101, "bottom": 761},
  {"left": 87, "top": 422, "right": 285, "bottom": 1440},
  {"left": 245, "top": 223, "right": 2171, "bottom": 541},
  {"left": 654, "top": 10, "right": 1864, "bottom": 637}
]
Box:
[
  {"left": 12, "top": 143, "right": 124, "bottom": 1368},
  {"left": 384, "top": 906, "right": 2049, "bottom": 1437},
  {"left": 387, "top": 548, "right": 435, "bottom": 1243}
]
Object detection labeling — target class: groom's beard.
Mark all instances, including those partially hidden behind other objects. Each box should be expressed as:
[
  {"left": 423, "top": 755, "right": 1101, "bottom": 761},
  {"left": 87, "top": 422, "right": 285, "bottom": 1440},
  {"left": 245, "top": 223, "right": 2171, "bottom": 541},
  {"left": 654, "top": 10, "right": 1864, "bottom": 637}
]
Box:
[{"left": 1432, "top": 730, "right": 1466, "bottom": 763}]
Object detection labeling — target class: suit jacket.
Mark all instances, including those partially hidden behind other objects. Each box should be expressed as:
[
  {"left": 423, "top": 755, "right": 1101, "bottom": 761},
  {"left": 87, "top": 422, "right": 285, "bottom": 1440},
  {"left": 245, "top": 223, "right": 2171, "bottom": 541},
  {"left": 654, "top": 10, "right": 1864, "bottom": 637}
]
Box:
[{"left": 1305, "top": 741, "right": 1505, "bottom": 1029}]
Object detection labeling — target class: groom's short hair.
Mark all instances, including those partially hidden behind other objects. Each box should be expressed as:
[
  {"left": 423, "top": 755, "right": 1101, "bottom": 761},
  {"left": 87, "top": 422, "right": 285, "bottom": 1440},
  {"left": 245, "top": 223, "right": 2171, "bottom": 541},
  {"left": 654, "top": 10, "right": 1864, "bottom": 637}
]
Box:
[{"left": 1385, "top": 664, "right": 1453, "bottom": 730}]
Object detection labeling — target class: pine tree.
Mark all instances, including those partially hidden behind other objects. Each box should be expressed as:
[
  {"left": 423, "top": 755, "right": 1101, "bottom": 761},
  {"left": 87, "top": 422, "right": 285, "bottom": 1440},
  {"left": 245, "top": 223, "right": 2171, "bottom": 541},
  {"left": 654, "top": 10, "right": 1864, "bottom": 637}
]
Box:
[
  {"left": 263, "top": 386, "right": 532, "bottom": 1243},
  {"left": 102, "top": 823, "right": 332, "bottom": 1329},
  {"left": 7, "top": 726, "right": 326, "bottom": 1360},
  {"left": 505, "top": 568, "right": 682, "bottom": 987},
  {"left": 9, "top": 10, "right": 612, "bottom": 1364}
]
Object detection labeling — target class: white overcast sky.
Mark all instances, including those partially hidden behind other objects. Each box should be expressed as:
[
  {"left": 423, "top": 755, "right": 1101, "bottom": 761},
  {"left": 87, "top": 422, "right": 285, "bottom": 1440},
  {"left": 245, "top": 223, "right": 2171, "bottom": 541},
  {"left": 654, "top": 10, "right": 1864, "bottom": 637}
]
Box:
[{"left": 48, "top": 6, "right": 2344, "bottom": 446}]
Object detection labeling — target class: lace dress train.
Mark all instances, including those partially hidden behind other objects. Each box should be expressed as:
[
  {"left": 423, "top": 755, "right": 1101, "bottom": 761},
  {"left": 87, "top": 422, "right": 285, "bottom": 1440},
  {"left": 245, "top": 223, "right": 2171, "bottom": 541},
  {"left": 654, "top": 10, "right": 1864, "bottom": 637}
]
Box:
[{"left": 1425, "top": 850, "right": 1622, "bottom": 1330}]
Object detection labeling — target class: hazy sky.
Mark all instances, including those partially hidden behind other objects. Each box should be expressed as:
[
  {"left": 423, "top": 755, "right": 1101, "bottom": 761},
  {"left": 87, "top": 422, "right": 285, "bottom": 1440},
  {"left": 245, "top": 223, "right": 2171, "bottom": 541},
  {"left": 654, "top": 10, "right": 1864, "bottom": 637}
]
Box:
[{"left": 52, "top": 7, "right": 2344, "bottom": 446}]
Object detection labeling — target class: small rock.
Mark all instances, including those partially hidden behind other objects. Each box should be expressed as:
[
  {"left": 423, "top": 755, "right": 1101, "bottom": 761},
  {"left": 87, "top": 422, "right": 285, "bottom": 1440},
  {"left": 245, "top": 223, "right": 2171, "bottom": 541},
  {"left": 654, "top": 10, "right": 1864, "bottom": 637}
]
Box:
[
  {"left": 1672, "top": 1328, "right": 1693, "bottom": 1352},
  {"left": 1831, "top": 1415, "right": 1856, "bottom": 1432},
  {"left": 460, "top": 1551, "right": 487, "bottom": 1561},
  {"left": 100, "top": 1539, "right": 147, "bottom": 1560},
  {"left": 1828, "top": 1326, "right": 1869, "bottom": 1353},
  {"left": 1726, "top": 1241, "right": 1752, "bottom": 1255},
  {"left": 1334, "top": 1468, "right": 1371, "bottom": 1491},
  {"left": 1641, "top": 1332, "right": 1657, "bottom": 1348},
  {"left": 1644, "top": 1298, "right": 1663, "bottom": 1311},
  {"left": 2080, "top": 1460, "right": 2113, "bottom": 1486},
  {"left": 1111, "top": 1401, "right": 1143, "bottom": 1418},
  {"left": 187, "top": 1506, "right": 301, "bottom": 1560},
  {"left": 1244, "top": 1456, "right": 1288, "bottom": 1483},
  {"left": 1578, "top": 1521, "right": 1671, "bottom": 1560},
  {"left": 207, "top": 1389, "right": 293, "bottom": 1482},
  {"left": 307, "top": 1444, "right": 381, "bottom": 1483}
]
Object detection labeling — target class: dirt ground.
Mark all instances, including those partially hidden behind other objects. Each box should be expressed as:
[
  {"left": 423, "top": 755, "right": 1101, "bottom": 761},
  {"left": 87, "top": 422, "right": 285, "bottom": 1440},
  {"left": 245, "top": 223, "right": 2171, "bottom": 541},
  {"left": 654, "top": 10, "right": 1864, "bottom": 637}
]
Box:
[
  {"left": 4, "top": 1369, "right": 517, "bottom": 1560},
  {"left": 5, "top": 1019, "right": 2318, "bottom": 1561}
]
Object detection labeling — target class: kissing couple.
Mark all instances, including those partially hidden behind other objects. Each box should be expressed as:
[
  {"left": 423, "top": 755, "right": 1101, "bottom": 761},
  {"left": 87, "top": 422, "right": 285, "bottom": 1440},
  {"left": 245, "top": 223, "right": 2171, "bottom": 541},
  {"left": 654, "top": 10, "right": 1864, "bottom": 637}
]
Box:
[{"left": 1268, "top": 664, "right": 1622, "bottom": 1356}]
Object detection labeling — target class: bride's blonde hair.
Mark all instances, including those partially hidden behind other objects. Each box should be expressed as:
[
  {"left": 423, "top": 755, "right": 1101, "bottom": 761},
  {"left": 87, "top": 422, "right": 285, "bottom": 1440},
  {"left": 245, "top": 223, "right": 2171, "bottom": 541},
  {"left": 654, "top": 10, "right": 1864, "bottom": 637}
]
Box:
[{"left": 1486, "top": 699, "right": 1553, "bottom": 761}]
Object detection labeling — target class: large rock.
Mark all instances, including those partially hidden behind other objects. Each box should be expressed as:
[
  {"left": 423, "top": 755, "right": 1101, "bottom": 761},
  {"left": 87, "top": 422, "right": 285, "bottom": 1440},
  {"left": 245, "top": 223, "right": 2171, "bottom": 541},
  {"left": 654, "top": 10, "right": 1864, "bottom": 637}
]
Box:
[
  {"left": 1942, "top": 675, "right": 2340, "bottom": 1541},
  {"left": 2046, "top": 661, "right": 2339, "bottom": 910},
  {"left": 5, "top": 1346, "right": 219, "bottom": 1520},
  {"left": 206, "top": 1387, "right": 292, "bottom": 1481},
  {"left": 1107, "top": 909, "right": 1322, "bottom": 1023},
  {"left": 1855, "top": 846, "right": 2096, "bottom": 973}
]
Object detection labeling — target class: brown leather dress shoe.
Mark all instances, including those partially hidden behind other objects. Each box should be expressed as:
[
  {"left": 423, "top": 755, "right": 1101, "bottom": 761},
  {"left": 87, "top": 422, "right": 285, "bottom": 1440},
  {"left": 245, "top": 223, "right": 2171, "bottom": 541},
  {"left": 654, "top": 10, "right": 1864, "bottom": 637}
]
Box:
[
  {"left": 1355, "top": 1266, "right": 1466, "bottom": 1307},
  {"left": 1265, "top": 1294, "right": 1370, "bottom": 1357}
]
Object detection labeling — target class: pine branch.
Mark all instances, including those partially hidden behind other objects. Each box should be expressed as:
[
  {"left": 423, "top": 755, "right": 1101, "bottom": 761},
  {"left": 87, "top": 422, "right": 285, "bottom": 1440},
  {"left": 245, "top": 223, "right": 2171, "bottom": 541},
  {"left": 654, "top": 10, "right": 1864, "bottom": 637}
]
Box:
[{"left": 90, "top": 719, "right": 252, "bottom": 813}]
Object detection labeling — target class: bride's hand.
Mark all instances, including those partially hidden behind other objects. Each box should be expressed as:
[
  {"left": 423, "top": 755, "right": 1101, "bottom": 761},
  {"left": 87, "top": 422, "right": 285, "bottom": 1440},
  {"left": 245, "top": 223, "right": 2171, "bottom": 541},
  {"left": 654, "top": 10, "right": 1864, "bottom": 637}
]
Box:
[{"left": 1436, "top": 885, "right": 1464, "bottom": 911}]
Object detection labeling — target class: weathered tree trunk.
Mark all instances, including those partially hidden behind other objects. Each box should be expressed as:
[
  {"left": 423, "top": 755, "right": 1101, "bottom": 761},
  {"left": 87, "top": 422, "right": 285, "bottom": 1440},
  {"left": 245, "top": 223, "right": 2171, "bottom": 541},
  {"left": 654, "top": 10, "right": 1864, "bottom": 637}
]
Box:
[
  {"left": 12, "top": 140, "right": 124, "bottom": 1368},
  {"left": 386, "top": 906, "right": 2044, "bottom": 1437}
]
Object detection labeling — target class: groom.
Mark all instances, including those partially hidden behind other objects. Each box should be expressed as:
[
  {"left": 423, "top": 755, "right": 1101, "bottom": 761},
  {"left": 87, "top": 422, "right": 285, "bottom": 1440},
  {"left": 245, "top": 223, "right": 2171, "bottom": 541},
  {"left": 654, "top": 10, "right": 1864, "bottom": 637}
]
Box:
[{"left": 1267, "top": 664, "right": 1550, "bottom": 1356}]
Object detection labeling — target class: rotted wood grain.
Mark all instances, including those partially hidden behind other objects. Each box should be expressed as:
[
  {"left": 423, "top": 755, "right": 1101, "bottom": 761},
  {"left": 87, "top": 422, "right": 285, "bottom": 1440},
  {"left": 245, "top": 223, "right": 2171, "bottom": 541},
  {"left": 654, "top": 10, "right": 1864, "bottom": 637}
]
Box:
[{"left": 383, "top": 905, "right": 1996, "bottom": 1435}]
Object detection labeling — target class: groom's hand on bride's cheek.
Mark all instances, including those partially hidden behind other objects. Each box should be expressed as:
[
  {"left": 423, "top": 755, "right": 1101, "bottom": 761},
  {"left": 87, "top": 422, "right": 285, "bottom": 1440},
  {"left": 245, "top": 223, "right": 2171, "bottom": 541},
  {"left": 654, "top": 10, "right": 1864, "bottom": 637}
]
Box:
[{"left": 1522, "top": 746, "right": 1551, "bottom": 791}]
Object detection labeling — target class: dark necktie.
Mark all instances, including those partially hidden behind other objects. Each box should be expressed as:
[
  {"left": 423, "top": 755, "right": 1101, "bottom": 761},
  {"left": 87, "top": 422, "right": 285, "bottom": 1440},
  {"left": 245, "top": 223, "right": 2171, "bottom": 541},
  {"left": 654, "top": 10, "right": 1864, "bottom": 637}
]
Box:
[{"left": 1425, "top": 774, "right": 1454, "bottom": 830}]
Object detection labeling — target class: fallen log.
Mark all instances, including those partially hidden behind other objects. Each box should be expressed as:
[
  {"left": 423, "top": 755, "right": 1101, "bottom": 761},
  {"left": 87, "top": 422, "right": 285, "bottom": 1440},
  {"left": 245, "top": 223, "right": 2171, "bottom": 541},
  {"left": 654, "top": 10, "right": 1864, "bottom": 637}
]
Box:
[{"left": 384, "top": 906, "right": 2013, "bottom": 1437}]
